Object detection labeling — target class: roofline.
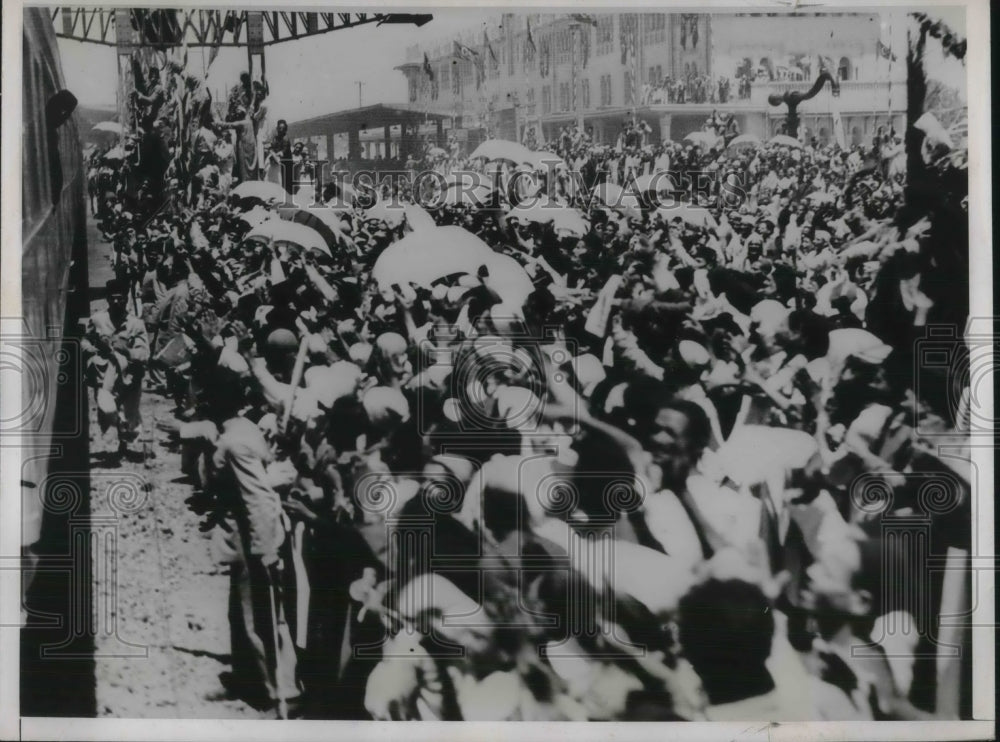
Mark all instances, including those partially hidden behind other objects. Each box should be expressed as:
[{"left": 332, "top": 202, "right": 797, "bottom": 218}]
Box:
[{"left": 287, "top": 103, "right": 450, "bottom": 132}]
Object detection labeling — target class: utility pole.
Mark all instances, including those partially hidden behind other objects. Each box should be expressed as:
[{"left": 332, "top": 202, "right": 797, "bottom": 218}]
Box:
[{"left": 356, "top": 81, "right": 365, "bottom": 107}]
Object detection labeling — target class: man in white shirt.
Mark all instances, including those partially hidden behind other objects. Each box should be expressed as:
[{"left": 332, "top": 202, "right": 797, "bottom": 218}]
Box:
[{"left": 679, "top": 577, "right": 868, "bottom": 720}]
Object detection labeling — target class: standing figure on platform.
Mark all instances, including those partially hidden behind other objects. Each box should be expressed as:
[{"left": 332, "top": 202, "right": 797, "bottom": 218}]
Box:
[
  {"left": 263, "top": 120, "right": 293, "bottom": 187},
  {"left": 82, "top": 279, "right": 151, "bottom": 458},
  {"left": 207, "top": 375, "right": 300, "bottom": 716}
]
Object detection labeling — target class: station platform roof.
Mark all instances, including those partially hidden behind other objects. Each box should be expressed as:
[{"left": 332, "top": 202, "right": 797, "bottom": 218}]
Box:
[{"left": 287, "top": 103, "right": 449, "bottom": 138}]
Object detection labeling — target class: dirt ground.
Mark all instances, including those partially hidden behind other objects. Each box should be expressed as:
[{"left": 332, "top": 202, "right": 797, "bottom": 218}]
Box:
[{"left": 87, "top": 215, "right": 267, "bottom": 719}]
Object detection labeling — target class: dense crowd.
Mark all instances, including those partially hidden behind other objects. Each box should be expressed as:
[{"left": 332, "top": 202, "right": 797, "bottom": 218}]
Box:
[
  {"left": 82, "top": 51, "right": 971, "bottom": 722},
  {"left": 642, "top": 73, "right": 738, "bottom": 105}
]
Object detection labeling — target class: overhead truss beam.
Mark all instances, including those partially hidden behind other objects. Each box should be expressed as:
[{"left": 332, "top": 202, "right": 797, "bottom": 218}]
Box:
[{"left": 51, "top": 9, "right": 430, "bottom": 48}]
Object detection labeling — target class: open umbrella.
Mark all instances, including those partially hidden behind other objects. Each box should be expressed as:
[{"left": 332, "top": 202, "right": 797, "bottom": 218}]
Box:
[
  {"left": 278, "top": 206, "right": 348, "bottom": 251},
  {"left": 294, "top": 183, "right": 318, "bottom": 205},
  {"left": 238, "top": 205, "right": 272, "bottom": 227},
  {"left": 726, "top": 133, "right": 761, "bottom": 151},
  {"left": 372, "top": 226, "right": 495, "bottom": 289},
  {"left": 232, "top": 180, "right": 289, "bottom": 204},
  {"left": 92, "top": 121, "right": 123, "bottom": 135},
  {"left": 592, "top": 183, "right": 642, "bottom": 219},
  {"left": 246, "top": 217, "right": 331, "bottom": 256},
  {"left": 427, "top": 146, "right": 447, "bottom": 158},
  {"left": 470, "top": 138, "right": 534, "bottom": 163},
  {"left": 102, "top": 146, "right": 126, "bottom": 162},
  {"left": 481, "top": 254, "right": 535, "bottom": 306},
  {"left": 684, "top": 131, "right": 722, "bottom": 148},
  {"left": 402, "top": 203, "right": 437, "bottom": 232},
  {"left": 441, "top": 183, "right": 494, "bottom": 207},
  {"left": 364, "top": 199, "right": 406, "bottom": 227},
  {"left": 768, "top": 134, "right": 803, "bottom": 149}
]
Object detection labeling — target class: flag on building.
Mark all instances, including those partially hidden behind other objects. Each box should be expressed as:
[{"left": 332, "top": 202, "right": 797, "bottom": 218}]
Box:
[
  {"left": 620, "top": 14, "right": 638, "bottom": 66},
  {"left": 423, "top": 52, "right": 435, "bottom": 81},
  {"left": 620, "top": 15, "right": 631, "bottom": 64},
  {"left": 570, "top": 13, "right": 598, "bottom": 27},
  {"left": 526, "top": 18, "right": 536, "bottom": 60},
  {"left": 877, "top": 39, "right": 897, "bottom": 62},
  {"left": 453, "top": 40, "right": 475, "bottom": 61},
  {"left": 483, "top": 29, "right": 498, "bottom": 68},
  {"left": 453, "top": 39, "right": 484, "bottom": 87}
]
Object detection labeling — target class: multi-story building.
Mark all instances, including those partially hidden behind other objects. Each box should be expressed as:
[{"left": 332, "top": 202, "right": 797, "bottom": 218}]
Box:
[{"left": 395, "top": 11, "right": 907, "bottom": 150}]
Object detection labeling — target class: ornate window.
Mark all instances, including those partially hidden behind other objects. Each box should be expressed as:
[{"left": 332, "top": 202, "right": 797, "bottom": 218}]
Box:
[
  {"left": 599, "top": 75, "right": 613, "bottom": 106},
  {"left": 557, "top": 28, "right": 573, "bottom": 65},
  {"left": 596, "top": 16, "right": 614, "bottom": 56},
  {"left": 643, "top": 13, "right": 666, "bottom": 45},
  {"left": 838, "top": 56, "right": 853, "bottom": 81}
]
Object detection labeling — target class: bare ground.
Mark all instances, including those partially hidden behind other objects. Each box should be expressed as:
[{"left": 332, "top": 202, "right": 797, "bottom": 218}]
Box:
[{"left": 88, "top": 215, "right": 267, "bottom": 719}]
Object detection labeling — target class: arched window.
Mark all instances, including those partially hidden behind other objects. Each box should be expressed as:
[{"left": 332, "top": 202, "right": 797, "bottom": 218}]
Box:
[
  {"left": 819, "top": 127, "right": 829, "bottom": 145},
  {"left": 851, "top": 126, "right": 862, "bottom": 146},
  {"left": 838, "top": 57, "right": 852, "bottom": 81}
]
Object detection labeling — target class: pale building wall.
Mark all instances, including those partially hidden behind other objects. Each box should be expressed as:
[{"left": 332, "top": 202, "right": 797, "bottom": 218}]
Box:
[{"left": 394, "top": 12, "right": 908, "bottom": 147}]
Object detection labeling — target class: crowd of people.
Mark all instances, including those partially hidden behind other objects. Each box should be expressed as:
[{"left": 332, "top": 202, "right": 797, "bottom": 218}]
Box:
[
  {"left": 642, "top": 72, "right": 739, "bottom": 105},
  {"left": 81, "top": 50, "right": 971, "bottom": 722}
]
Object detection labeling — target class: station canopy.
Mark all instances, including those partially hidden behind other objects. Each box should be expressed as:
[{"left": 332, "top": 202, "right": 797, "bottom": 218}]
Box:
[{"left": 287, "top": 104, "right": 449, "bottom": 139}]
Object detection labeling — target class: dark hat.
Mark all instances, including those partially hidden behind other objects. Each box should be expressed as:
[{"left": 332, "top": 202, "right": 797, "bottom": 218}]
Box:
[
  {"left": 702, "top": 311, "right": 743, "bottom": 337},
  {"left": 105, "top": 278, "right": 129, "bottom": 297}
]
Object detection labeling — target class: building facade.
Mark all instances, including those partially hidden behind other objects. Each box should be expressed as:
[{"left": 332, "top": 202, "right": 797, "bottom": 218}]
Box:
[{"left": 395, "top": 12, "right": 907, "bottom": 149}]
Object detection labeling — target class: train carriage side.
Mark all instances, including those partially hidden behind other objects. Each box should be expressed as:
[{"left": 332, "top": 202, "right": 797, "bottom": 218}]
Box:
[{"left": 20, "top": 8, "right": 88, "bottom": 553}]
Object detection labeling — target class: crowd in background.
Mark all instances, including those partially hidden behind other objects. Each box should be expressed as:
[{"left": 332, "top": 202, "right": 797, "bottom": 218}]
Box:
[
  {"left": 643, "top": 73, "right": 738, "bottom": 105},
  {"left": 81, "top": 47, "right": 971, "bottom": 723}
]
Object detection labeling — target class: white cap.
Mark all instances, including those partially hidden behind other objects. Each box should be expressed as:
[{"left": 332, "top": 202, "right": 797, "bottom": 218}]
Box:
[
  {"left": 678, "top": 340, "right": 711, "bottom": 368},
  {"left": 571, "top": 353, "right": 607, "bottom": 398}
]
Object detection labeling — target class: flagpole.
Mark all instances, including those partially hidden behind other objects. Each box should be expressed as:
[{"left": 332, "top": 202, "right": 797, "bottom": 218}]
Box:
[
  {"left": 571, "top": 22, "right": 578, "bottom": 131},
  {"left": 551, "top": 25, "right": 558, "bottom": 139},
  {"left": 633, "top": 15, "right": 640, "bottom": 119}
]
